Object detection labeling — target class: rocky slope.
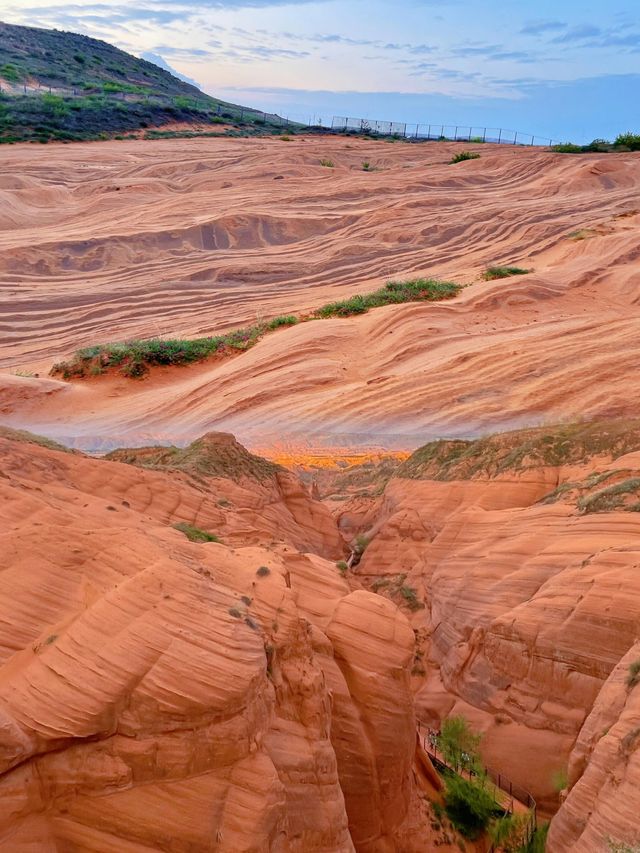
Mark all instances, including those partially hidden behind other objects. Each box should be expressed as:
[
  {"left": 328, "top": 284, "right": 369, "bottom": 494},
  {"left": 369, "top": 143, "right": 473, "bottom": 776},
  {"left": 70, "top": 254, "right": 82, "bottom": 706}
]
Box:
[
  {"left": 547, "top": 641, "right": 640, "bottom": 851},
  {"left": 342, "top": 420, "right": 640, "bottom": 821},
  {"left": 0, "top": 427, "right": 451, "bottom": 852}
]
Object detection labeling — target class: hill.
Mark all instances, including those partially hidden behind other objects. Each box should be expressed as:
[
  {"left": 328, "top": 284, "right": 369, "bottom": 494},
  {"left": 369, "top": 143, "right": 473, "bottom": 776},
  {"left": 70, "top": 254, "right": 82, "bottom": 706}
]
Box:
[{"left": 0, "top": 21, "right": 275, "bottom": 142}]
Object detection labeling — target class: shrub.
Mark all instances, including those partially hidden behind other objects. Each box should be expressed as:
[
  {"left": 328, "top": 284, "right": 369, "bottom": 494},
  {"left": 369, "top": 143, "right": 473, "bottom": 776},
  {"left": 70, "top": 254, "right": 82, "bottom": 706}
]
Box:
[
  {"left": 336, "top": 560, "right": 348, "bottom": 574},
  {"left": 614, "top": 132, "right": 640, "bottom": 151},
  {"left": 256, "top": 566, "right": 271, "bottom": 577},
  {"left": 320, "top": 158, "right": 334, "bottom": 167},
  {"left": 482, "top": 266, "right": 530, "bottom": 280},
  {"left": 552, "top": 768, "right": 568, "bottom": 793},
  {"left": 551, "top": 142, "right": 584, "bottom": 153},
  {"left": 399, "top": 585, "right": 423, "bottom": 610},
  {"left": 266, "top": 315, "right": 298, "bottom": 330},
  {"left": 313, "top": 278, "right": 460, "bottom": 318},
  {"left": 443, "top": 774, "right": 497, "bottom": 839},
  {"left": 353, "top": 534, "right": 369, "bottom": 555},
  {"left": 627, "top": 660, "right": 640, "bottom": 688},
  {"left": 362, "top": 160, "right": 373, "bottom": 171},
  {"left": 228, "top": 607, "right": 242, "bottom": 618},
  {"left": 437, "top": 716, "right": 483, "bottom": 771},
  {"left": 449, "top": 151, "right": 480, "bottom": 164},
  {"left": 173, "top": 522, "right": 220, "bottom": 543},
  {"left": 490, "top": 814, "right": 528, "bottom": 852},
  {"left": 525, "top": 823, "right": 550, "bottom": 853}
]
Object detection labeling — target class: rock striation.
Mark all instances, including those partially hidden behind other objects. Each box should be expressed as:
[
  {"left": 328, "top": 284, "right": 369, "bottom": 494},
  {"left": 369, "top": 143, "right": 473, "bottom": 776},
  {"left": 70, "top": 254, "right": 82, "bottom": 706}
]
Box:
[{"left": 0, "top": 428, "right": 443, "bottom": 852}]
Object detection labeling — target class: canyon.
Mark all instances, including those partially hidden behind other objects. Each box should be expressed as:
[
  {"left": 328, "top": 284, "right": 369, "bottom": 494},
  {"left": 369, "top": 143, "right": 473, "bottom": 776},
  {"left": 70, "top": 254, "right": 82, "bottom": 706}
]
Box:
[{"left": 2, "top": 135, "right": 640, "bottom": 851}]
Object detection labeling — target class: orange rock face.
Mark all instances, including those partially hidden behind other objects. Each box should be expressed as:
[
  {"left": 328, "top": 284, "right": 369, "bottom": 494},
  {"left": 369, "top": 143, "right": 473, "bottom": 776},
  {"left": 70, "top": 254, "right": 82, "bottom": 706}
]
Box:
[
  {"left": 547, "top": 642, "right": 640, "bottom": 851},
  {"left": 0, "top": 430, "right": 447, "bottom": 852},
  {"left": 350, "top": 424, "right": 640, "bottom": 816}
]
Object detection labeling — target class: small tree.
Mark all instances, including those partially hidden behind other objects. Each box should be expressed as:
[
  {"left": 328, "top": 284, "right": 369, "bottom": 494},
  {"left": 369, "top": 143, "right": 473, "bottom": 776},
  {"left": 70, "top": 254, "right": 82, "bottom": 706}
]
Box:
[
  {"left": 443, "top": 774, "right": 496, "bottom": 839},
  {"left": 437, "top": 716, "right": 482, "bottom": 771}
]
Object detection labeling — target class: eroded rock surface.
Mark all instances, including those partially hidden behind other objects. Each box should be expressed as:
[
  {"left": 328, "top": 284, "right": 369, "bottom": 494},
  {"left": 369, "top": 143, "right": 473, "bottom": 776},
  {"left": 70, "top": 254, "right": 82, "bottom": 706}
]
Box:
[{"left": 0, "top": 429, "right": 444, "bottom": 852}]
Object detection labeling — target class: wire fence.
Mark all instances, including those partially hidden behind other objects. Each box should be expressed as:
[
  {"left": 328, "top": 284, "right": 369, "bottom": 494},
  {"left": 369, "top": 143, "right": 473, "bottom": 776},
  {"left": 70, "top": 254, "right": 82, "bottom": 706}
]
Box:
[{"left": 331, "top": 116, "right": 559, "bottom": 147}]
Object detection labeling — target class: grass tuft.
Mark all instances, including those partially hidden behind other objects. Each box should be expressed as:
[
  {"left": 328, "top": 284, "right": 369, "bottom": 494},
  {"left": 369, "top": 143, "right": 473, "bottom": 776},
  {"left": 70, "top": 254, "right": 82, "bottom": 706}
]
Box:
[
  {"left": 482, "top": 265, "right": 530, "bottom": 280},
  {"left": 313, "top": 278, "right": 460, "bottom": 319},
  {"left": 449, "top": 151, "right": 480, "bottom": 164},
  {"left": 626, "top": 660, "right": 640, "bottom": 688},
  {"left": 173, "top": 522, "right": 220, "bottom": 543}
]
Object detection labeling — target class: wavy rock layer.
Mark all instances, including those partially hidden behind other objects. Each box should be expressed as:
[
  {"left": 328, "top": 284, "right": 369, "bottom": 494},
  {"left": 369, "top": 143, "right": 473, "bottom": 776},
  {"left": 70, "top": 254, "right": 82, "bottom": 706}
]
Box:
[
  {"left": 0, "top": 430, "right": 442, "bottom": 852},
  {"left": 547, "top": 642, "right": 640, "bottom": 852},
  {"left": 2, "top": 141, "right": 640, "bottom": 452},
  {"left": 345, "top": 424, "right": 640, "bottom": 815}
]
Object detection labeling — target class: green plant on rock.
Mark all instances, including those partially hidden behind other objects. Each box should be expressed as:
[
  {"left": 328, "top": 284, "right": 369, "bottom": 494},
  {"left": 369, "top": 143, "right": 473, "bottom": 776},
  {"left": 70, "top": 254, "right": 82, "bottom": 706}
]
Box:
[
  {"left": 489, "top": 813, "right": 528, "bottom": 852},
  {"left": 449, "top": 150, "right": 480, "bottom": 164},
  {"left": 482, "top": 266, "right": 530, "bottom": 280},
  {"left": 173, "top": 522, "right": 220, "bottom": 543},
  {"left": 443, "top": 773, "right": 497, "bottom": 839},
  {"left": 627, "top": 660, "right": 640, "bottom": 688}
]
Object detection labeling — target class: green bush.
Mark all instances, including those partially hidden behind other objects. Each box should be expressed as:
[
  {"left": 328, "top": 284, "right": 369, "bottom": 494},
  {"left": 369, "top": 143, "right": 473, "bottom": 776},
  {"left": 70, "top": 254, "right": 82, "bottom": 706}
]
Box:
[
  {"left": 313, "top": 278, "right": 460, "bottom": 318},
  {"left": 449, "top": 151, "right": 480, "bottom": 164},
  {"left": 173, "top": 522, "right": 220, "bottom": 543},
  {"left": 551, "top": 142, "right": 584, "bottom": 153},
  {"left": 482, "top": 266, "right": 530, "bottom": 280},
  {"left": 489, "top": 814, "right": 527, "bottom": 852},
  {"left": 320, "top": 158, "right": 334, "bottom": 167},
  {"left": 443, "top": 774, "right": 497, "bottom": 839},
  {"left": 1, "top": 63, "right": 22, "bottom": 82},
  {"left": 437, "top": 716, "right": 482, "bottom": 771},
  {"left": 627, "top": 660, "right": 640, "bottom": 688},
  {"left": 614, "top": 132, "right": 640, "bottom": 151}
]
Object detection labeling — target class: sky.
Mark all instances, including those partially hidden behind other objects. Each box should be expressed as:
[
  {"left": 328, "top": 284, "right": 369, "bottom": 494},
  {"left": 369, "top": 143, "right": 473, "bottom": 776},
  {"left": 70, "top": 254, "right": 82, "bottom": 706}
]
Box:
[{"left": 3, "top": 0, "right": 640, "bottom": 142}]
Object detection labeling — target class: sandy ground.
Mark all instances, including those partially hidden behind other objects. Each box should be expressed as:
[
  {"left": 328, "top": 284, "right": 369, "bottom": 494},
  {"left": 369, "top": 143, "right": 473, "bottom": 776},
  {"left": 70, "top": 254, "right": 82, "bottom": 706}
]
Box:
[{"left": 1, "top": 136, "right": 640, "bottom": 450}]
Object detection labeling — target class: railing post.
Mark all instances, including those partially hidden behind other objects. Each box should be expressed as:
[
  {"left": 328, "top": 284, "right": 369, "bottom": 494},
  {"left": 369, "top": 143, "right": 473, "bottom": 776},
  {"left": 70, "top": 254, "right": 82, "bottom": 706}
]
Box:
[
  {"left": 498, "top": 128, "right": 502, "bottom": 143},
  {"left": 483, "top": 127, "right": 487, "bottom": 142},
  {"left": 428, "top": 124, "right": 431, "bottom": 138},
  {"left": 454, "top": 125, "right": 458, "bottom": 140}
]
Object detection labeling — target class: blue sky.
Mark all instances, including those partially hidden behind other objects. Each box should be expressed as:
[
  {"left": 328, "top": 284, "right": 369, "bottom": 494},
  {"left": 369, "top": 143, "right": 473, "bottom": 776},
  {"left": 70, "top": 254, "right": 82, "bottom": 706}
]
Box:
[{"left": 4, "top": 0, "right": 640, "bottom": 141}]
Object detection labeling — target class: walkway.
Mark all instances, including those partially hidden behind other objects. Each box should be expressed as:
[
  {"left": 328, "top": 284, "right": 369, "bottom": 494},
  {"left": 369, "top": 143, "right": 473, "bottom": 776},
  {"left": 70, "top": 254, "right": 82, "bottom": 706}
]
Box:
[{"left": 418, "top": 724, "right": 537, "bottom": 847}]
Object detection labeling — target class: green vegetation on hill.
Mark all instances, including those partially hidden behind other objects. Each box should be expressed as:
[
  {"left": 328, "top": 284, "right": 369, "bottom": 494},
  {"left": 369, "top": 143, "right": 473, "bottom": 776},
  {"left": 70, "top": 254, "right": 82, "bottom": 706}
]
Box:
[
  {"left": 396, "top": 419, "right": 640, "bottom": 481},
  {"left": 106, "top": 434, "right": 281, "bottom": 483},
  {"left": 50, "top": 279, "right": 461, "bottom": 379},
  {"left": 0, "top": 21, "right": 276, "bottom": 142}
]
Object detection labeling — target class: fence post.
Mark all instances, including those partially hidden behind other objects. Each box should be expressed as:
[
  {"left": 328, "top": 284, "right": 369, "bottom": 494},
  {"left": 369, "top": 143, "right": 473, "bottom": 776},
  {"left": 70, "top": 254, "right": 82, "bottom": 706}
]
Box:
[
  {"left": 514, "top": 131, "right": 518, "bottom": 144},
  {"left": 531, "top": 134, "right": 535, "bottom": 146},
  {"left": 468, "top": 126, "right": 472, "bottom": 141},
  {"left": 454, "top": 125, "right": 458, "bottom": 140},
  {"left": 498, "top": 128, "right": 502, "bottom": 143},
  {"left": 483, "top": 127, "right": 487, "bottom": 142}
]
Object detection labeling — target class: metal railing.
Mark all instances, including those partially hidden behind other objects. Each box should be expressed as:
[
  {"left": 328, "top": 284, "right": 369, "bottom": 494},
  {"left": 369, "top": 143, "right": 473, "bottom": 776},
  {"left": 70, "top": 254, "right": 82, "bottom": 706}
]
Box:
[{"left": 332, "top": 116, "right": 558, "bottom": 147}]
